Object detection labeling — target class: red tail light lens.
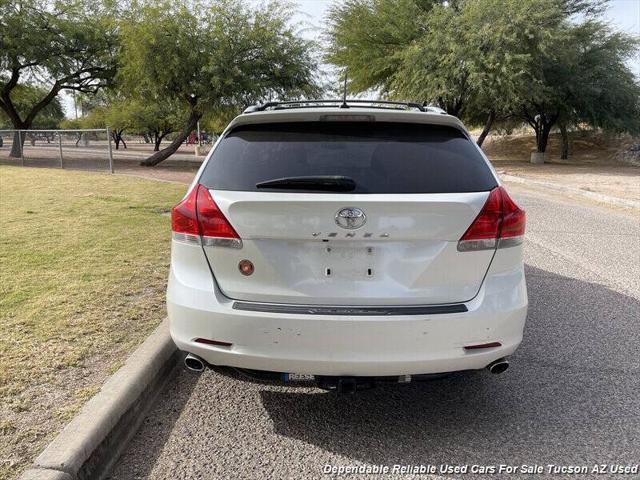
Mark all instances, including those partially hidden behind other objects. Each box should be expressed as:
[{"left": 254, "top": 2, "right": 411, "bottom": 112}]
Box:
[
  {"left": 171, "top": 186, "right": 199, "bottom": 235},
  {"left": 460, "top": 188, "right": 502, "bottom": 241},
  {"left": 195, "top": 185, "right": 239, "bottom": 239},
  {"left": 171, "top": 184, "right": 240, "bottom": 246},
  {"left": 458, "top": 186, "right": 525, "bottom": 251},
  {"left": 500, "top": 190, "right": 526, "bottom": 239}
]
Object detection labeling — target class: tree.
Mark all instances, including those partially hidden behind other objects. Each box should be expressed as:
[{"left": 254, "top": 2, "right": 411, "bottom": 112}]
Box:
[
  {"left": 119, "top": 0, "right": 320, "bottom": 166},
  {"left": 201, "top": 106, "right": 240, "bottom": 136},
  {"left": 79, "top": 102, "right": 133, "bottom": 150},
  {"left": 127, "top": 98, "right": 186, "bottom": 152},
  {"left": 392, "top": 0, "right": 564, "bottom": 132},
  {"left": 326, "top": 0, "right": 432, "bottom": 95},
  {"left": 59, "top": 90, "right": 186, "bottom": 151},
  {"left": 0, "top": 84, "right": 65, "bottom": 147},
  {"left": 327, "top": 0, "right": 564, "bottom": 144},
  {"left": 326, "top": 0, "right": 630, "bottom": 150},
  {"left": 521, "top": 19, "right": 640, "bottom": 155},
  {"left": 0, "top": 84, "right": 65, "bottom": 129},
  {"left": 0, "top": 0, "right": 117, "bottom": 157}
]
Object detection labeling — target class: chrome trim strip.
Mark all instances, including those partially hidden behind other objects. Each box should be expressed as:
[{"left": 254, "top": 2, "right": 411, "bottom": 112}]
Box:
[{"left": 232, "top": 302, "right": 467, "bottom": 316}]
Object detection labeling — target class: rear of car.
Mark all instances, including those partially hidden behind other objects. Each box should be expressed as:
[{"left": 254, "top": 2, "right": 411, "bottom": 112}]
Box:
[{"left": 168, "top": 105, "right": 527, "bottom": 381}]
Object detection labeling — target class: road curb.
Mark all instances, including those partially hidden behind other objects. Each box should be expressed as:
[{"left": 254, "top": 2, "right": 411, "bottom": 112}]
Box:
[
  {"left": 500, "top": 174, "right": 640, "bottom": 209},
  {"left": 19, "top": 319, "right": 180, "bottom": 480}
]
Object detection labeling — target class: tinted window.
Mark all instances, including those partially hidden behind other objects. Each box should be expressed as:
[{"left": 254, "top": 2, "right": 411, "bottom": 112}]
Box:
[{"left": 200, "top": 122, "right": 497, "bottom": 193}]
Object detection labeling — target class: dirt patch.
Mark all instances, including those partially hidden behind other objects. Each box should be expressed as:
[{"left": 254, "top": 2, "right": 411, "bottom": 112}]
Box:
[
  {"left": 482, "top": 130, "right": 638, "bottom": 166},
  {"left": 114, "top": 162, "right": 198, "bottom": 185},
  {"left": 483, "top": 132, "right": 640, "bottom": 202}
]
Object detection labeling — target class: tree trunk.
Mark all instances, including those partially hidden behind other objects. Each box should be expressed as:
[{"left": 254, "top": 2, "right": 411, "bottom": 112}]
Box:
[
  {"left": 112, "top": 130, "right": 127, "bottom": 150},
  {"left": 537, "top": 123, "right": 552, "bottom": 153},
  {"left": 141, "top": 112, "right": 201, "bottom": 166},
  {"left": 440, "top": 98, "right": 464, "bottom": 117},
  {"left": 153, "top": 132, "right": 167, "bottom": 152},
  {"left": 560, "top": 124, "right": 570, "bottom": 159},
  {"left": 9, "top": 130, "right": 25, "bottom": 158},
  {"left": 476, "top": 110, "right": 496, "bottom": 147}
]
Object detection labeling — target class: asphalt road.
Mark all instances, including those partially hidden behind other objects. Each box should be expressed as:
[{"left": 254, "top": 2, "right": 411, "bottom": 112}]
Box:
[{"left": 109, "top": 184, "right": 640, "bottom": 480}]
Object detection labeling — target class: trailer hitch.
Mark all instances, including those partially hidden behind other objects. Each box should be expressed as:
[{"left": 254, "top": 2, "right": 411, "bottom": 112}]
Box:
[{"left": 316, "top": 376, "right": 375, "bottom": 394}]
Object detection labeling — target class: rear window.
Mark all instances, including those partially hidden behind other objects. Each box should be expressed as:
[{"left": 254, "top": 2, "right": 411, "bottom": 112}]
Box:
[{"left": 199, "top": 122, "right": 497, "bottom": 193}]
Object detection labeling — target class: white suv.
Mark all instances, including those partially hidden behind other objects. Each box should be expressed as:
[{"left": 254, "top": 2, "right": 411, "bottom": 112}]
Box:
[{"left": 168, "top": 100, "right": 527, "bottom": 390}]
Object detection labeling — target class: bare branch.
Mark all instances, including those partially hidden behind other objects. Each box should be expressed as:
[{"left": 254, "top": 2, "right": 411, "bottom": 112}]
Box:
[
  {"left": 24, "top": 82, "right": 61, "bottom": 126},
  {"left": 2, "top": 68, "right": 20, "bottom": 97}
]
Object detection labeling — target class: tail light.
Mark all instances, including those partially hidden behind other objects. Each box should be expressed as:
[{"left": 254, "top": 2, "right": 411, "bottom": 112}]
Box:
[
  {"left": 457, "top": 186, "right": 525, "bottom": 252},
  {"left": 171, "top": 184, "right": 241, "bottom": 248}
]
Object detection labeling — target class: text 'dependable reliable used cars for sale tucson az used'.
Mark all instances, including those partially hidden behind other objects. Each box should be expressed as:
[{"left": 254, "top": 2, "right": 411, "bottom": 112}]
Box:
[{"left": 167, "top": 100, "right": 527, "bottom": 393}]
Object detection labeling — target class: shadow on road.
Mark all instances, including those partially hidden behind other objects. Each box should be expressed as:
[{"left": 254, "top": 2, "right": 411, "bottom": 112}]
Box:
[
  {"left": 259, "top": 265, "right": 640, "bottom": 472},
  {"left": 110, "top": 265, "right": 640, "bottom": 479}
]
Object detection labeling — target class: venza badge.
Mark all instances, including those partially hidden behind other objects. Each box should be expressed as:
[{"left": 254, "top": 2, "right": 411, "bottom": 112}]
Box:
[{"left": 335, "top": 207, "right": 366, "bottom": 230}]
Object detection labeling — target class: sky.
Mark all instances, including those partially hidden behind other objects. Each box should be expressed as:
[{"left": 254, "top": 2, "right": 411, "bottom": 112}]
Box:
[
  {"left": 606, "top": 0, "right": 640, "bottom": 38},
  {"left": 63, "top": 0, "right": 640, "bottom": 117},
  {"left": 598, "top": 0, "right": 640, "bottom": 75}
]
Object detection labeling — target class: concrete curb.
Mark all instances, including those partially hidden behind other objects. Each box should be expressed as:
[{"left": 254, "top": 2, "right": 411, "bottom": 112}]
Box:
[
  {"left": 20, "top": 319, "right": 180, "bottom": 480},
  {"left": 501, "top": 174, "right": 640, "bottom": 209}
]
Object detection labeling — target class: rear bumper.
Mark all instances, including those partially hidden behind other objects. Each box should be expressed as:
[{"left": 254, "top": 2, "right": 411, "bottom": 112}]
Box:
[{"left": 168, "top": 242, "right": 527, "bottom": 376}]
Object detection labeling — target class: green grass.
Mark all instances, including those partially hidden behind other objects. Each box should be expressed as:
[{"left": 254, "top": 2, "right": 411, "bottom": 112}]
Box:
[{"left": 0, "top": 166, "right": 185, "bottom": 479}]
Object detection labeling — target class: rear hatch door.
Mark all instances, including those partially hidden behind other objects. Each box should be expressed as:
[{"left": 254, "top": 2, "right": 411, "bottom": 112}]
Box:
[{"left": 199, "top": 120, "right": 498, "bottom": 305}]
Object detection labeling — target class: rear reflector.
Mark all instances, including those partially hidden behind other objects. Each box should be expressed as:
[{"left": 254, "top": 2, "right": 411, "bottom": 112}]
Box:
[
  {"left": 238, "top": 259, "right": 254, "bottom": 276},
  {"left": 464, "top": 342, "right": 502, "bottom": 350},
  {"left": 194, "top": 337, "right": 233, "bottom": 347},
  {"left": 458, "top": 186, "right": 525, "bottom": 252},
  {"left": 172, "top": 184, "right": 241, "bottom": 248}
]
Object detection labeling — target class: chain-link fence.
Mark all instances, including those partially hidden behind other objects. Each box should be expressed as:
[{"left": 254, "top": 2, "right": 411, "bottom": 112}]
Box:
[{"left": 0, "top": 129, "right": 114, "bottom": 173}]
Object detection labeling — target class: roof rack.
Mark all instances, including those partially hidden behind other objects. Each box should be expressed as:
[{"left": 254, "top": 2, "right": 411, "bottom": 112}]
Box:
[{"left": 244, "top": 99, "right": 446, "bottom": 114}]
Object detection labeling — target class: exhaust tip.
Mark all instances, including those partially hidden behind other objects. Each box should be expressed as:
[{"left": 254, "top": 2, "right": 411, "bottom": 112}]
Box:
[
  {"left": 487, "top": 358, "right": 509, "bottom": 375},
  {"left": 184, "top": 353, "right": 205, "bottom": 372}
]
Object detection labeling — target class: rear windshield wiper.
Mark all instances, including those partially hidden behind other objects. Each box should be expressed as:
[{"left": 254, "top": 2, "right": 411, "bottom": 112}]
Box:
[{"left": 255, "top": 175, "right": 356, "bottom": 192}]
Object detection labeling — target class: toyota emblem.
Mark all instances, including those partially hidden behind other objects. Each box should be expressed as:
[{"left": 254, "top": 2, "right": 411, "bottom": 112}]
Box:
[{"left": 335, "top": 207, "right": 366, "bottom": 230}]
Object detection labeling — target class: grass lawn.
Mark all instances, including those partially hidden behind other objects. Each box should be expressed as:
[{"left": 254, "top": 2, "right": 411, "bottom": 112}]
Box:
[{"left": 0, "top": 166, "right": 185, "bottom": 480}]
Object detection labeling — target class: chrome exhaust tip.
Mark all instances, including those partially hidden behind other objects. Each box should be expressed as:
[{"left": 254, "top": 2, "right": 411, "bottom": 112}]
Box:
[
  {"left": 487, "top": 358, "right": 509, "bottom": 375},
  {"left": 184, "top": 353, "right": 205, "bottom": 372}
]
